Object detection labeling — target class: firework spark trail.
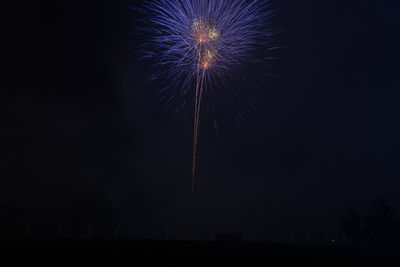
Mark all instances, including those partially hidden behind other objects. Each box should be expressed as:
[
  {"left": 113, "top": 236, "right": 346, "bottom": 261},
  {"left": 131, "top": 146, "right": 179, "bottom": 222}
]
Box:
[
  {"left": 137, "top": 0, "right": 277, "bottom": 196},
  {"left": 192, "top": 45, "right": 201, "bottom": 194},
  {"left": 193, "top": 66, "right": 206, "bottom": 193},
  {"left": 193, "top": 45, "right": 212, "bottom": 194}
]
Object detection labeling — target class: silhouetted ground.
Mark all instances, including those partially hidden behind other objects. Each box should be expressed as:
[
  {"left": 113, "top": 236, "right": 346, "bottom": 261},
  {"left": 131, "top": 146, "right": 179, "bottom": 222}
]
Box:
[{"left": 1, "top": 239, "right": 400, "bottom": 266}]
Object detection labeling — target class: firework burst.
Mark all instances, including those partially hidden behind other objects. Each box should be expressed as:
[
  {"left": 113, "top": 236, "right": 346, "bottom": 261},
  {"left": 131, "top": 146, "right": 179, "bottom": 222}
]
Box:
[{"left": 135, "top": 0, "right": 279, "bottom": 195}]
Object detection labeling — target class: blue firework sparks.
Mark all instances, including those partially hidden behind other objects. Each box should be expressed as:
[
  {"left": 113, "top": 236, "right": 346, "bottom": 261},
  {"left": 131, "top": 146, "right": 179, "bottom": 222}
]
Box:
[
  {"left": 134, "top": 0, "right": 279, "bottom": 193},
  {"left": 136, "top": 0, "right": 278, "bottom": 120}
]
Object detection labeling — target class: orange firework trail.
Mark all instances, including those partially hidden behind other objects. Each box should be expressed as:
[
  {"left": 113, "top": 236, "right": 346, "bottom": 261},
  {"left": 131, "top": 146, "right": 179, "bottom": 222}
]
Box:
[
  {"left": 192, "top": 21, "right": 217, "bottom": 196},
  {"left": 192, "top": 54, "right": 207, "bottom": 195}
]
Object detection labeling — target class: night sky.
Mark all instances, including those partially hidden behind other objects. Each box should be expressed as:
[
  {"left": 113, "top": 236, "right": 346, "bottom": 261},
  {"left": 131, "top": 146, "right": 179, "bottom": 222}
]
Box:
[{"left": 2, "top": 0, "right": 400, "bottom": 240}]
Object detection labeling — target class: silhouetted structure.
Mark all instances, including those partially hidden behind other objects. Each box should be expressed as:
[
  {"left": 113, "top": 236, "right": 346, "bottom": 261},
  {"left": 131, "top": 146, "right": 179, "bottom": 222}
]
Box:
[
  {"left": 342, "top": 209, "right": 366, "bottom": 244},
  {"left": 365, "top": 199, "right": 400, "bottom": 245},
  {"left": 216, "top": 233, "right": 242, "bottom": 242},
  {"left": 342, "top": 199, "right": 400, "bottom": 245}
]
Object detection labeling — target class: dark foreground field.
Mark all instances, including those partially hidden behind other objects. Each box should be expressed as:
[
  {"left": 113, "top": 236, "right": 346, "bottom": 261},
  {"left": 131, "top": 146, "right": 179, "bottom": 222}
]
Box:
[{"left": 1, "top": 239, "right": 400, "bottom": 266}]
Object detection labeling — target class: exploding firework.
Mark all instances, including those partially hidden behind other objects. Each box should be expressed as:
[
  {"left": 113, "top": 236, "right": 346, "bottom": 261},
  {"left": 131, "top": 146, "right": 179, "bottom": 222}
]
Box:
[{"left": 135, "top": 0, "right": 278, "bottom": 195}]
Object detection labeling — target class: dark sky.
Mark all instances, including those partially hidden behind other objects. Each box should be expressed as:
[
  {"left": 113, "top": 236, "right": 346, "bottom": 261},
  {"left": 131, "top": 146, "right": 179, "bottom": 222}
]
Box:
[{"left": 2, "top": 0, "right": 400, "bottom": 240}]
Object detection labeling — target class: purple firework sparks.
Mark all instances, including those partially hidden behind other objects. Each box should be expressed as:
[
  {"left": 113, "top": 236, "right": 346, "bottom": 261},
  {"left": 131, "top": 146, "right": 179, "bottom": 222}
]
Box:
[{"left": 135, "top": 0, "right": 278, "bottom": 194}]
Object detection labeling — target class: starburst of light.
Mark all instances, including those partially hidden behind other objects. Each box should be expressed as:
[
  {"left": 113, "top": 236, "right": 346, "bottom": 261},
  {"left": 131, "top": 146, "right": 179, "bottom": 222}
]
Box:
[{"left": 134, "top": 0, "right": 279, "bottom": 194}]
